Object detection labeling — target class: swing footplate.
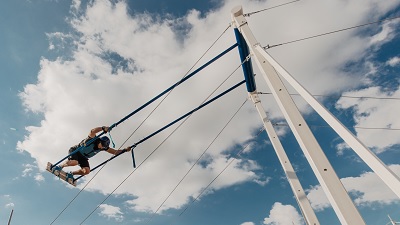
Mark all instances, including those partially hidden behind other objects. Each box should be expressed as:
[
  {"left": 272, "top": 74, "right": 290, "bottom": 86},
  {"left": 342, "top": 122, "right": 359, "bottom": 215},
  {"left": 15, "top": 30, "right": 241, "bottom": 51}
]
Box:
[{"left": 46, "top": 162, "right": 77, "bottom": 186}]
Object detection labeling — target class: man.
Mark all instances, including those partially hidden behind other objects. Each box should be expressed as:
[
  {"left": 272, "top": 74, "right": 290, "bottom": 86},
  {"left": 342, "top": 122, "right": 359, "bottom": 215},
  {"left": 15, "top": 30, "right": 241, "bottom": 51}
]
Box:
[{"left": 53, "top": 126, "right": 131, "bottom": 180}]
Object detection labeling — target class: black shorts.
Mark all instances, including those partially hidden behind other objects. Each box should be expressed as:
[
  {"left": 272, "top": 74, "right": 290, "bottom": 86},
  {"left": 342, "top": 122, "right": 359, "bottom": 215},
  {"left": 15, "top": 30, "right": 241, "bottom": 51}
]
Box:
[{"left": 68, "top": 146, "right": 90, "bottom": 168}]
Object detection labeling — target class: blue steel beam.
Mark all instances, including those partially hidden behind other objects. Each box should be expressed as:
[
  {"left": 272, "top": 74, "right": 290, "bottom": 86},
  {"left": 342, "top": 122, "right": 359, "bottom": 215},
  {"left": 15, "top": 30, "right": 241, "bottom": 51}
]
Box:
[{"left": 234, "top": 28, "right": 256, "bottom": 92}]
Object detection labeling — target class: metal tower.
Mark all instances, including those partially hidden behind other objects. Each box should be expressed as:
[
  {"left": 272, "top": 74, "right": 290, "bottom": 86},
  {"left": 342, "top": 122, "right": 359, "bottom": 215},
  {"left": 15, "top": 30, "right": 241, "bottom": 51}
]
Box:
[{"left": 231, "top": 5, "right": 400, "bottom": 225}]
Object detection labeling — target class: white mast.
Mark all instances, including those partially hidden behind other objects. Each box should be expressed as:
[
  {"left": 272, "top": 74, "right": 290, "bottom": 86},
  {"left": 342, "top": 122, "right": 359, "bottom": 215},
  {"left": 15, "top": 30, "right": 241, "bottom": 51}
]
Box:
[
  {"left": 232, "top": 13, "right": 319, "bottom": 225},
  {"left": 231, "top": 5, "right": 366, "bottom": 225}
]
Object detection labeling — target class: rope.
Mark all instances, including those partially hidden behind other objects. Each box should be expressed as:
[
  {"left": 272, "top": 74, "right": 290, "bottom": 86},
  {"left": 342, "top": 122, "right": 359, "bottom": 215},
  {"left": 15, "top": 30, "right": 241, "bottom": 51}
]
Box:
[
  {"left": 49, "top": 25, "right": 233, "bottom": 225},
  {"left": 114, "top": 24, "right": 233, "bottom": 156},
  {"left": 244, "top": 0, "right": 301, "bottom": 17},
  {"left": 78, "top": 56, "right": 249, "bottom": 224},
  {"left": 51, "top": 40, "right": 237, "bottom": 169},
  {"left": 78, "top": 42, "right": 249, "bottom": 223},
  {"left": 263, "top": 15, "right": 400, "bottom": 49},
  {"left": 258, "top": 92, "right": 400, "bottom": 101},
  {"left": 167, "top": 93, "right": 400, "bottom": 222},
  {"left": 109, "top": 25, "right": 234, "bottom": 130},
  {"left": 334, "top": 95, "right": 400, "bottom": 101},
  {"left": 175, "top": 126, "right": 265, "bottom": 220},
  {"left": 129, "top": 52, "right": 249, "bottom": 148},
  {"left": 79, "top": 77, "right": 246, "bottom": 225},
  {"left": 145, "top": 99, "right": 248, "bottom": 223},
  {"left": 78, "top": 66, "right": 247, "bottom": 181},
  {"left": 258, "top": 92, "right": 400, "bottom": 130},
  {"left": 273, "top": 123, "right": 400, "bottom": 131},
  {"left": 73, "top": 29, "right": 236, "bottom": 180},
  {"left": 76, "top": 49, "right": 247, "bottom": 181}
]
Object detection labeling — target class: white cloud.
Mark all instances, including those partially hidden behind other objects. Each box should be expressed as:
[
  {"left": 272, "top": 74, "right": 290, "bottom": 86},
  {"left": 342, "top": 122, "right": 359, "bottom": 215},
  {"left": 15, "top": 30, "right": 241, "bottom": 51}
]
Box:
[
  {"left": 46, "top": 32, "right": 73, "bottom": 51},
  {"left": 336, "top": 86, "right": 400, "bottom": 153},
  {"left": 307, "top": 164, "right": 400, "bottom": 210},
  {"left": 71, "top": 0, "right": 81, "bottom": 12},
  {"left": 34, "top": 173, "right": 45, "bottom": 182},
  {"left": 263, "top": 202, "right": 304, "bottom": 225},
  {"left": 22, "top": 164, "right": 35, "bottom": 177},
  {"left": 240, "top": 222, "right": 255, "bottom": 225},
  {"left": 387, "top": 56, "right": 400, "bottom": 67},
  {"left": 5, "top": 203, "right": 15, "bottom": 208},
  {"left": 253, "top": 177, "right": 271, "bottom": 186},
  {"left": 343, "top": 165, "right": 400, "bottom": 206},
  {"left": 369, "top": 20, "right": 398, "bottom": 47},
  {"left": 126, "top": 156, "right": 258, "bottom": 212},
  {"left": 2, "top": 195, "right": 14, "bottom": 209},
  {"left": 306, "top": 184, "right": 332, "bottom": 211},
  {"left": 98, "top": 204, "right": 124, "bottom": 222},
  {"left": 21, "top": 164, "right": 45, "bottom": 183},
  {"left": 17, "top": 0, "right": 400, "bottom": 214},
  {"left": 335, "top": 142, "right": 350, "bottom": 156}
]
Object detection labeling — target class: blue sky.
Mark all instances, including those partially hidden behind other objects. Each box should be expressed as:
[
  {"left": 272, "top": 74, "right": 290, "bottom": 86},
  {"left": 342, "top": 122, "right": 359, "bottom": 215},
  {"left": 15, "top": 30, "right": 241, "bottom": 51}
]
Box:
[{"left": 1, "top": 0, "right": 400, "bottom": 225}]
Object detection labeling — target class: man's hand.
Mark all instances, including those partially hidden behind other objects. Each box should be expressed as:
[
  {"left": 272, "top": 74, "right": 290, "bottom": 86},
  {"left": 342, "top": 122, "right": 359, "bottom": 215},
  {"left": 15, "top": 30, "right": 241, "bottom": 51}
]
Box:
[
  {"left": 90, "top": 126, "right": 109, "bottom": 138},
  {"left": 102, "top": 126, "right": 109, "bottom": 133},
  {"left": 124, "top": 147, "right": 132, "bottom": 152}
]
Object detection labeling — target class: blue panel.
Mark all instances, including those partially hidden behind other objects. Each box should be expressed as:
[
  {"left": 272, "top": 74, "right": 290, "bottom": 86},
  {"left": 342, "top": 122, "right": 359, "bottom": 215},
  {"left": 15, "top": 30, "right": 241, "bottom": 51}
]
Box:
[{"left": 234, "top": 28, "right": 256, "bottom": 92}]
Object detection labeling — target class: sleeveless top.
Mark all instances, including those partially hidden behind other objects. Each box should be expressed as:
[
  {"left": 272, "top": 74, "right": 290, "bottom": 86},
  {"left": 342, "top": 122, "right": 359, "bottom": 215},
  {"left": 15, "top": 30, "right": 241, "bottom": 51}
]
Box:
[{"left": 78, "top": 136, "right": 108, "bottom": 158}]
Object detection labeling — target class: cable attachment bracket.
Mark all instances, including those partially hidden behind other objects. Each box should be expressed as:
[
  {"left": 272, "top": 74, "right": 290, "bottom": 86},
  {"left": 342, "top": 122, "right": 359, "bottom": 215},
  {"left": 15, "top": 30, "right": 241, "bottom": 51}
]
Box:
[{"left": 129, "top": 144, "right": 137, "bottom": 168}]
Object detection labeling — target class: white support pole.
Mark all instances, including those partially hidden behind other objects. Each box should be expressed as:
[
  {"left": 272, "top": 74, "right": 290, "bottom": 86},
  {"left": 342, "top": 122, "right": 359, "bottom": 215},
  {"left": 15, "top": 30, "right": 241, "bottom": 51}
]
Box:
[
  {"left": 249, "top": 92, "right": 320, "bottom": 225},
  {"left": 231, "top": 6, "right": 366, "bottom": 225},
  {"left": 258, "top": 50, "right": 400, "bottom": 198}
]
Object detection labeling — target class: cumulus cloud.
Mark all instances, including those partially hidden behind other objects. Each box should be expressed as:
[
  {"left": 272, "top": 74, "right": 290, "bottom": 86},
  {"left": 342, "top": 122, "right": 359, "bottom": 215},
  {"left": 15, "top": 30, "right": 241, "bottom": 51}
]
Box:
[
  {"left": 240, "top": 222, "right": 255, "bottom": 225},
  {"left": 253, "top": 176, "right": 271, "bottom": 186},
  {"left": 16, "top": 0, "right": 400, "bottom": 214},
  {"left": 306, "top": 184, "right": 331, "bottom": 211},
  {"left": 21, "top": 164, "right": 45, "bottom": 183},
  {"left": 368, "top": 20, "right": 398, "bottom": 47},
  {"left": 98, "top": 204, "right": 124, "bottom": 222},
  {"left": 336, "top": 86, "right": 400, "bottom": 153},
  {"left": 263, "top": 202, "right": 304, "bottom": 225},
  {"left": 5, "top": 203, "right": 15, "bottom": 208},
  {"left": 34, "top": 174, "right": 45, "bottom": 182},
  {"left": 387, "top": 56, "right": 400, "bottom": 67},
  {"left": 22, "top": 164, "right": 35, "bottom": 177},
  {"left": 2, "top": 195, "right": 15, "bottom": 209},
  {"left": 307, "top": 164, "right": 400, "bottom": 210}
]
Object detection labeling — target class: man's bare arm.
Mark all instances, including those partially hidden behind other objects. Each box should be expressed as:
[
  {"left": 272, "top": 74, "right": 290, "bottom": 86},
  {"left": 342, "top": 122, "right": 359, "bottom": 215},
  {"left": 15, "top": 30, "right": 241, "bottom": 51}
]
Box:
[
  {"left": 89, "top": 126, "right": 109, "bottom": 138},
  {"left": 106, "top": 147, "right": 131, "bottom": 155}
]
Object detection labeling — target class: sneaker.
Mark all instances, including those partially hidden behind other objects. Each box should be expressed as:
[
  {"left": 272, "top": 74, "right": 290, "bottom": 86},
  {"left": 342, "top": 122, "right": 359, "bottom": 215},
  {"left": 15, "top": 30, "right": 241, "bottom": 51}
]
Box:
[
  {"left": 66, "top": 172, "right": 75, "bottom": 183},
  {"left": 51, "top": 165, "right": 62, "bottom": 176}
]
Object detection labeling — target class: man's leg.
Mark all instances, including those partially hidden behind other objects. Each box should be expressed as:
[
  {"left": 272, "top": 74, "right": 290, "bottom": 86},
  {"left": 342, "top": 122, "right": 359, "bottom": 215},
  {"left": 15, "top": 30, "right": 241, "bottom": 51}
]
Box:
[
  {"left": 72, "top": 156, "right": 90, "bottom": 176},
  {"left": 72, "top": 167, "right": 90, "bottom": 176},
  {"left": 63, "top": 146, "right": 79, "bottom": 168},
  {"left": 61, "top": 159, "right": 79, "bottom": 168}
]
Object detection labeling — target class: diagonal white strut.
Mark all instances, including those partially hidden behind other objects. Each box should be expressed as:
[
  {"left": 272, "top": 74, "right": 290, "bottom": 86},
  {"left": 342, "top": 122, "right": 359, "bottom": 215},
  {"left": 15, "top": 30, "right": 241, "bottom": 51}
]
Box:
[
  {"left": 232, "top": 6, "right": 366, "bottom": 225},
  {"left": 259, "top": 50, "right": 400, "bottom": 198},
  {"left": 249, "top": 92, "right": 320, "bottom": 225}
]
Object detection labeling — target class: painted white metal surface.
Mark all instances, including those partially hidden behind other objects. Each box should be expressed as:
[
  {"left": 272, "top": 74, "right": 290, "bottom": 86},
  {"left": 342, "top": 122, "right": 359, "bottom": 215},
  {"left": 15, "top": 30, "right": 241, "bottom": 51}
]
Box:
[
  {"left": 387, "top": 215, "right": 400, "bottom": 225},
  {"left": 258, "top": 49, "right": 400, "bottom": 199},
  {"left": 231, "top": 6, "right": 366, "bottom": 225},
  {"left": 249, "top": 92, "right": 320, "bottom": 225}
]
